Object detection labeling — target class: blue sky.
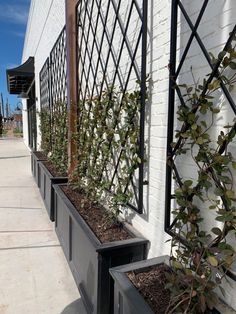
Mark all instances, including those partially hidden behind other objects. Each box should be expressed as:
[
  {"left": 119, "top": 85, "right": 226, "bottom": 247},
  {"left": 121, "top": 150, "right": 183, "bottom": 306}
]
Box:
[{"left": 0, "top": 0, "right": 30, "bottom": 113}]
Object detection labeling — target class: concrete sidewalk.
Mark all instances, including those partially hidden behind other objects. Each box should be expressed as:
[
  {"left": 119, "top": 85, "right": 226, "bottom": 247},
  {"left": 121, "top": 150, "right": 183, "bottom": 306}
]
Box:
[{"left": 0, "top": 138, "right": 86, "bottom": 314}]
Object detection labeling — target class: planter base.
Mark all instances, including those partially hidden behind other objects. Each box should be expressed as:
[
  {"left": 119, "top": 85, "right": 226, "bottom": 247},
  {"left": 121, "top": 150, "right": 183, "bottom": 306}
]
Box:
[
  {"left": 31, "top": 151, "right": 47, "bottom": 186},
  {"left": 38, "top": 162, "right": 67, "bottom": 221},
  {"left": 110, "top": 256, "right": 225, "bottom": 314},
  {"left": 54, "top": 184, "right": 149, "bottom": 314}
]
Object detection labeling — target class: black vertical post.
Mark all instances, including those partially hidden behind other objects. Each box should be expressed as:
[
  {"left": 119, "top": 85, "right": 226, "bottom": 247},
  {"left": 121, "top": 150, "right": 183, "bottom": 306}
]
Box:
[
  {"left": 47, "top": 58, "right": 53, "bottom": 152},
  {"left": 138, "top": 0, "right": 148, "bottom": 214},
  {"left": 165, "top": 0, "right": 178, "bottom": 232}
]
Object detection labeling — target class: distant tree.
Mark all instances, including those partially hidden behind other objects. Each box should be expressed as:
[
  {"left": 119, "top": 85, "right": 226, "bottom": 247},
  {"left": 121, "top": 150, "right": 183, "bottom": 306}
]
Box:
[
  {"left": 6, "top": 98, "right": 9, "bottom": 118},
  {"left": 1, "top": 93, "right": 4, "bottom": 118},
  {"left": 0, "top": 96, "right": 2, "bottom": 136}
]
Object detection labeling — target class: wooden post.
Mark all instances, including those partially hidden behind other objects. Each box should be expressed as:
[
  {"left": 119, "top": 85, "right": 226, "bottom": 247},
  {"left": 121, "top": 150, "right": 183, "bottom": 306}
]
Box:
[{"left": 65, "top": 0, "right": 78, "bottom": 178}]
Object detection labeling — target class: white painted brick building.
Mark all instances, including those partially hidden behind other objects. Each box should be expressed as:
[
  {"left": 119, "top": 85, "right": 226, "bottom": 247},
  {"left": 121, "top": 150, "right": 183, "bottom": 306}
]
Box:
[{"left": 22, "top": 0, "right": 236, "bottom": 310}]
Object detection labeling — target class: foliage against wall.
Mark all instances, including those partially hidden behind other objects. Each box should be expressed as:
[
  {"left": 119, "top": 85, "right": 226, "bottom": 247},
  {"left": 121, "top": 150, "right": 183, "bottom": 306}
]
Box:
[
  {"left": 166, "top": 33, "right": 236, "bottom": 313},
  {"left": 72, "top": 86, "right": 141, "bottom": 220}
]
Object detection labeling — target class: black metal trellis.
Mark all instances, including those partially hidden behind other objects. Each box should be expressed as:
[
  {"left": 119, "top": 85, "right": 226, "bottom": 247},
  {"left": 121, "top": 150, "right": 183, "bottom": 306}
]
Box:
[
  {"left": 50, "top": 26, "right": 67, "bottom": 106},
  {"left": 40, "top": 27, "right": 67, "bottom": 107},
  {"left": 39, "top": 58, "right": 50, "bottom": 110},
  {"left": 165, "top": 0, "right": 236, "bottom": 280},
  {"left": 76, "top": 0, "right": 148, "bottom": 213},
  {"left": 39, "top": 26, "right": 67, "bottom": 151}
]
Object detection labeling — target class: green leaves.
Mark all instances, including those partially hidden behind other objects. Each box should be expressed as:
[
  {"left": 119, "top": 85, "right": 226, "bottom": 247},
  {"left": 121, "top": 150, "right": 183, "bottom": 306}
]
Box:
[
  {"left": 207, "top": 256, "right": 218, "bottom": 267},
  {"left": 39, "top": 109, "right": 52, "bottom": 155},
  {"left": 168, "top": 36, "right": 236, "bottom": 314},
  {"left": 172, "top": 260, "right": 183, "bottom": 270},
  {"left": 73, "top": 86, "right": 142, "bottom": 219},
  {"left": 226, "top": 189, "right": 235, "bottom": 200},
  {"left": 40, "top": 102, "right": 68, "bottom": 175},
  {"left": 218, "top": 50, "right": 227, "bottom": 60},
  {"left": 211, "top": 227, "right": 222, "bottom": 236}
]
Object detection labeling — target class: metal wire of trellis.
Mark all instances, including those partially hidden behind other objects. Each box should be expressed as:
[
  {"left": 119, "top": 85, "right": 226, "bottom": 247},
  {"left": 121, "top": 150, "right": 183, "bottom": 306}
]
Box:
[
  {"left": 39, "top": 26, "right": 67, "bottom": 149},
  {"left": 76, "top": 0, "right": 148, "bottom": 213},
  {"left": 165, "top": 0, "right": 236, "bottom": 280},
  {"left": 39, "top": 58, "right": 50, "bottom": 111},
  {"left": 50, "top": 26, "right": 67, "bottom": 107},
  {"left": 40, "top": 26, "right": 67, "bottom": 108}
]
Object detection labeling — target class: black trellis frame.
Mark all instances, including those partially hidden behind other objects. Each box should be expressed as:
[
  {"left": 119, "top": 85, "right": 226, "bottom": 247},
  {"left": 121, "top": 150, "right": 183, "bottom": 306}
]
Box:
[
  {"left": 39, "top": 58, "right": 51, "bottom": 111},
  {"left": 40, "top": 27, "right": 67, "bottom": 110},
  {"left": 76, "top": 0, "right": 148, "bottom": 213},
  {"left": 39, "top": 57, "right": 52, "bottom": 149},
  {"left": 39, "top": 26, "right": 67, "bottom": 148},
  {"left": 165, "top": 0, "right": 236, "bottom": 281},
  {"left": 49, "top": 26, "right": 67, "bottom": 107}
]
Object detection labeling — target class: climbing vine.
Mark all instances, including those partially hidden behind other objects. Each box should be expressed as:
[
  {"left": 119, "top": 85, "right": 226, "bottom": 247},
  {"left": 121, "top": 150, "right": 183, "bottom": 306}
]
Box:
[
  {"left": 72, "top": 87, "right": 141, "bottom": 222},
  {"left": 166, "top": 33, "right": 236, "bottom": 313},
  {"left": 39, "top": 108, "right": 51, "bottom": 155},
  {"left": 39, "top": 101, "right": 68, "bottom": 176},
  {"left": 50, "top": 101, "right": 68, "bottom": 175}
]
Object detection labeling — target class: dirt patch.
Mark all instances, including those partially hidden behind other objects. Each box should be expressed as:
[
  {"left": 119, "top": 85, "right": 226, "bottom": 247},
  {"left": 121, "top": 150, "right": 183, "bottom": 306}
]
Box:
[
  {"left": 34, "top": 151, "right": 47, "bottom": 159},
  {"left": 42, "top": 160, "right": 67, "bottom": 177},
  {"left": 127, "top": 264, "right": 170, "bottom": 314},
  {"left": 62, "top": 186, "right": 133, "bottom": 243}
]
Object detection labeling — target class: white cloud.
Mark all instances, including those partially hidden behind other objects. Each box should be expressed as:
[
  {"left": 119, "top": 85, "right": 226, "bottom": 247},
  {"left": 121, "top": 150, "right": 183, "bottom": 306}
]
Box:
[{"left": 0, "top": 4, "right": 29, "bottom": 25}]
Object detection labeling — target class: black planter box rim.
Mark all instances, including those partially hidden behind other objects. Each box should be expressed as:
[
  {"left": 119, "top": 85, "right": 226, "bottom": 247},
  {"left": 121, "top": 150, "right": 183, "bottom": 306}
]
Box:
[
  {"left": 31, "top": 150, "right": 47, "bottom": 160},
  {"left": 110, "top": 256, "right": 225, "bottom": 314},
  {"left": 38, "top": 161, "right": 68, "bottom": 221},
  {"left": 110, "top": 255, "right": 169, "bottom": 293},
  {"left": 110, "top": 255, "right": 170, "bottom": 274},
  {"left": 40, "top": 161, "right": 68, "bottom": 180},
  {"left": 110, "top": 256, "right": 169, "bottom": 314},
  {"left": 54, "top": 184, "right": 149, "bottom": 252}
]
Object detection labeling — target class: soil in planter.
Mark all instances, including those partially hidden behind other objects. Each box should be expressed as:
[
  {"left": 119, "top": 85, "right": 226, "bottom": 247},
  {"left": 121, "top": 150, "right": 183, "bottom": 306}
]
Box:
[
  {"left": 127, "top": 265, "right": 222, "bottom": 314},
  {"left": 34, "top": 151, "right": 47, "bottom": 159},
  {"left": 42, "top": 160, "right": 67, "bottom": 177},
  {"left": 62, "top": 186, "right": 133, "bottom": 243},
  {"left": 127, "top": 264, "right": 170, "bottom": 314}
]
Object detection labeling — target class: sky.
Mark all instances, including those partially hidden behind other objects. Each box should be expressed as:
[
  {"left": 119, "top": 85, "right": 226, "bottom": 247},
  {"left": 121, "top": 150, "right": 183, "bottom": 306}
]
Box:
[{"left": 0, "top": 0, "right": 31, "bottom": 114}]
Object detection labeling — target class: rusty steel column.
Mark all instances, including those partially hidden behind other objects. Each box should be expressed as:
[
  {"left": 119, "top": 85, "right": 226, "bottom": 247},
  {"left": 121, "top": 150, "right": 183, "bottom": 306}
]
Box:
[{"left": 65, "top": 0, "right": 78, "bottom": 178}]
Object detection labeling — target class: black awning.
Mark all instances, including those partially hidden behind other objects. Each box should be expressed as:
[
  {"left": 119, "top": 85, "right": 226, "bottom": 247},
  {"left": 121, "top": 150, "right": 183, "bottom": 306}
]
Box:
[{"left": 6, "top": 57, "right": 34, "bottom": 95}]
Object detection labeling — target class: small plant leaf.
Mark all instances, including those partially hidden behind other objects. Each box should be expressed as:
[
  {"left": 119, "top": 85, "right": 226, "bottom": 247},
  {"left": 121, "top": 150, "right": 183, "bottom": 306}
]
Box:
[
  {"left": 172, "top": 261, "right": 183, "bottom": 269},
  {"left": 211, "top": 227, "right": 222, "bottom": 236},
  {"left": 207, "top": 256, "right": 218, "bottom": 267},
  {"left": 226, "top": 190, "right": 235, "bottom": 199}
]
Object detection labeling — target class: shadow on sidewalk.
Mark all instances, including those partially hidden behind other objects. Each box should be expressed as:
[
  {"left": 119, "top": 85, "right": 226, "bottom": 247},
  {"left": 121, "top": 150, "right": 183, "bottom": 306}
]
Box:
[
  {"left": 0, "top": 155, "right": 29, "bottom": 160},
  {"left": 61, "top": 299, "right": 86, "bottom": 314}
]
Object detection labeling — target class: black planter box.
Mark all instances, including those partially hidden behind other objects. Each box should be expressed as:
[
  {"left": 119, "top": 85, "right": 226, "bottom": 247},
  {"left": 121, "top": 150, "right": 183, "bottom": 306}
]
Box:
[
  {"left": 110, "top": 256, "right": 168, "bottom": 314},
  {"left": 110, "top": 256, "right": 222, "bottom": 314},
  {"left": 38, "top": 162, "right": 67, "bottom": 221},
  {"left": 54, "top": 184, "right": 149, "bottom": 314},
  {"left": 31, "top": 151, "right": 47, "bottom": 186}
]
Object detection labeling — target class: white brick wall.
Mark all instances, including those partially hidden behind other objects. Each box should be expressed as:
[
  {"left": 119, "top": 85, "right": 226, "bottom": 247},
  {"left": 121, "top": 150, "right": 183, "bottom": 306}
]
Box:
[
  {"left": 22, "top": 0, "right": 236, "bottom": 309},
  {"left": 22, "top": 0, "right": 65, "bottom": 147}
]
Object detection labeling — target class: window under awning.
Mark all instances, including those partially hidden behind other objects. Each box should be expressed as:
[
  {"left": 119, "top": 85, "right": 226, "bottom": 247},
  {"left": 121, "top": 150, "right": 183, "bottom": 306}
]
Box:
[{"left": 6, "top": 57, "right": 34, "bottom": 95}]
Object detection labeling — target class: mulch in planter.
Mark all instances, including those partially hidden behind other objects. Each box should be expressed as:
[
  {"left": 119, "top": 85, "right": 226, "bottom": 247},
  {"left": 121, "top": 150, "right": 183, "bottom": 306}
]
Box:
[
  {"left": 127, "top": 265, "right": 222, "bottom": 314},
  {"left": 42, "top": 160, "right": 67, "bottom": 177},
  {"left": 62, "top": 186, "right": 133, "bottom": 243},
  {"left": 34, "top": 151, "right": 47, "bottom": 159},
  {"left": 127, "top": 264, "right": 170, "bottom": 314}
]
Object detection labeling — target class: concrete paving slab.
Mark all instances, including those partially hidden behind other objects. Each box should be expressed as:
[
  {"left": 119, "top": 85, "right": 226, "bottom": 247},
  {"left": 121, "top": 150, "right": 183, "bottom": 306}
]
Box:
[
  {"left": 0, "top": 187, "right": 44, "bottom": 208},
  {"left": 0, "top": 139, "right": 86, "bottom": 314},
  {"left": 0, "top": 207, "right": 52, "bottom": 231}
]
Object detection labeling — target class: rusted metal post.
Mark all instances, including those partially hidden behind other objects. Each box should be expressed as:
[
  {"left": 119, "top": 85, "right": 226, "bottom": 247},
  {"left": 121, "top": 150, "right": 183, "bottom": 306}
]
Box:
[{"left": 65, "top": 0, "right": 78, "bottom": 178}]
